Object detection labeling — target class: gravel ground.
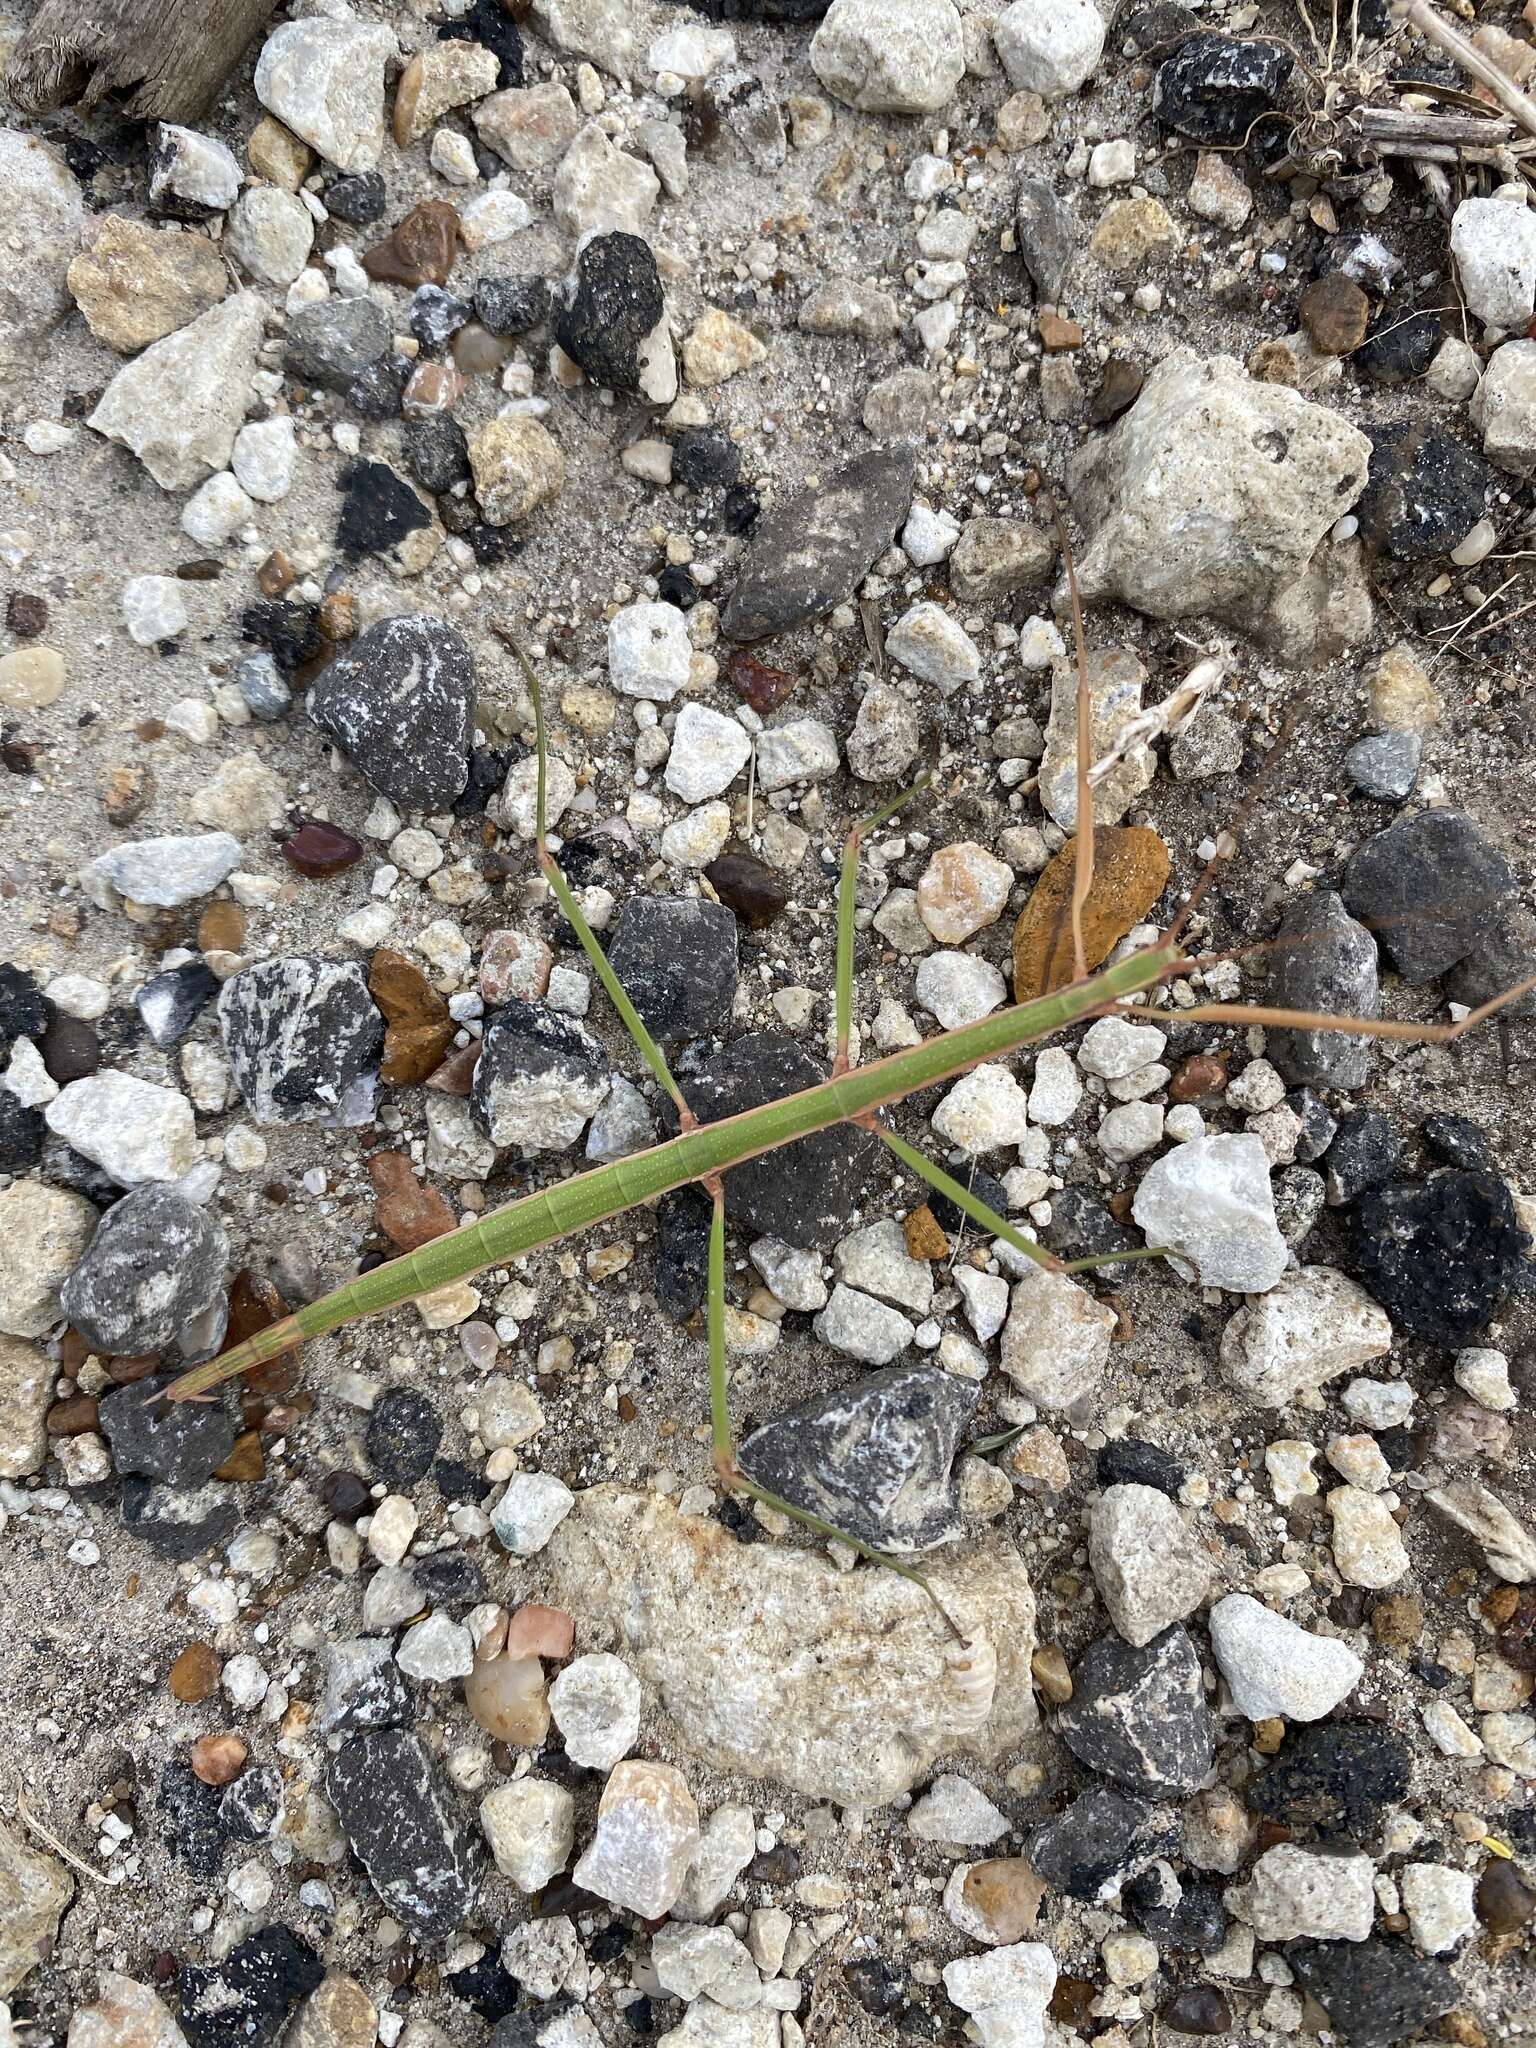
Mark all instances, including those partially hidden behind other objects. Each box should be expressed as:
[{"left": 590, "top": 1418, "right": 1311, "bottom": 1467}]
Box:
[{"left": 1, "top": 0, "right": 1535, "bottom": 2044}]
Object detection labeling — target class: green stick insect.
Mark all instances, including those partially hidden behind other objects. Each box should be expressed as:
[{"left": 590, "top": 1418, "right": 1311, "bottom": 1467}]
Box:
[{"left": 165, "top": 575, "right": 1536, "bottom": 1629}]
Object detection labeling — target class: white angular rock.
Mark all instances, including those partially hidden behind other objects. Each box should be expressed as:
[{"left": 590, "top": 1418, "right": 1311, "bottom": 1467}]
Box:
[
  {"left": 672, "top": 1805, "right": 757, "bottom": 1920},
  {"left": 181, "top": 471, "right": 255, "bottom": 546},
  {"left": 994, "top": 0, "right": 1106, "bottom": 98},
  {"left": 1450, "top": 196, "right": 1536, "bottom": 331},
  {"left": 232, "top": 417, "right": 297, "bottom": 503},
  {"left": 548, "top": 1652, "right": 643, "bottom": 1769},
  {"left": 813, "top": 1283, "right": 915, "bottom": 1365},
  {"left": 1027, "top": 1045, "right": 1080, "bottom": 1126},
  {"left": 1098, "top": 1100, "right": 1163, "bottom": 1162},
  {"left": 943, "top": 1943, "right": 1057, "bottom": 2048},
  {"left": 1400, "top": 1863, "right": 1477, "bottom": 1956},
  {"left": 397, "top": 1613, "right": 474, "bottom": 1681},
  {"left": 1000, "top": 1265, "right": 1115, "bottom": 1409},
  {"left": 1220, "top": 1265, "right": 1391, "bottom": 1407},
  {"left": 573, "top": 1760, "right": 700, "bottom": 1919},
  {"left": 45, "top": 1073, "right": 198, "bottom": 1187},
  {"left": 651, "top": 1923, "right": 762, "bottom": 2010},
  {"left": 90, "top": 831, "right": 243, "bottom": 907},
  {"left": 754, "top": 718, "right": 840, "bottom": 791},
  {"left": 1038, "top": 647, "right": 1154, "bottom": 830},
  {"left": 915, "top": 952, "right": 1007, "bottom": 1030},
  {"left": 1078, "top": 1016, "right": 1166, "bottom": 1080},
  {"left": 1068, "top": 351, "right": 1372, "bottom": 626},
  {"left": 1089, "top": 1484, "right": 1211, "bottom": 1648},
  {"left": 1454, "top": 1346, "right": 1516, "bottom": 1412},
  {"left": 609, "top": 600, "right": 692, "bottom": 700},
  {"left": 665, "top": 703, "right": 752, "bottom": 801},
  {"left": 903, "top": 504, "right": 961, "bottom": 566},
  {"left": 887, "top": 601, "right": 982, "bottom": 695},
  {"left": 1328, "top": 1486, "right": 1409, "bottom": 1589},
  {"left": 89, "top": 294, "right": 265, "bottom": 491},
  {"left": 492, "top": 1472, "right": 576, "bottom": 1555},
  {"left": 554, "top": 124, "right": 660, "bottom": 238},
  {"left": 1231, "top": 1844, "right": 1375, "bottom": 1942},
  {"left": 1473, "top": 338, "right": 1536, "bottom": 477},
  {"left": 909, "top": 1774, "right": 1009, "bottom": 1847},
  {"left": 835, "top": 1219, "right": 934, "bottom": 1316},
  {"left": 1208, "top": 1593, "right": 1362, "bottom": 1722},
  {"left": 254, "top": 18, "right": 399, "bottom": 174},
  {"left": 917, "top": 843, "right": 1013, "bottom": 943},
  {"left": 810, "top": 0, "right": 966, "bottom": 116},
  {"left": 481, "top": 1778, "right": 575, "bottom": 1891},
  {"left": 749, "top": 1238, "right": 828, "bottom": 1313},
  {"left": 1131, "top": 1133, "right": 1287, "bottom": 1294},
  {"left": 531, "top": 0, "right": 646, "bottom": 79},
  {"left": 933, "top": 1065, "right": 1031, "bottom": 1153},
  {"left": 122, "top": 575, "right": 188, "bottom": 646}
]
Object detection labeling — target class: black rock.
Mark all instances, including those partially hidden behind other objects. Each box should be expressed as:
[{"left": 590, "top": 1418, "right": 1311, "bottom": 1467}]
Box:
[
  {"left": 284, "top": 297, "right": 393, "bottom": 391},
  {"left": 0, "top": 1090, "right": 44, "bottom": 1172},
  {"left": 411, "top": 284, "right": 473, "bottom": 351},
  {"left": 1266, "top": 891, "right": 1378, "bottom": 1090},
  {"left": 1248, "top": 1720, "right": 1411, "bottom": 1839},
  {"left": 1097, "top": 1438, "right": 1184, "bottom": 1497},
  {"left": 1421, "top": 1113, "right": 1495, "bottom": 1174},
  {"left": 36, "top": 1011, "right": 98, "bottom": 1085},
  {"left": 62, "top": 1187, "right": 228, "bottom": 1359},
  {"left": 704, "top": 849, "right": 787, "bottom": 929},
  {"left": 1123, "top": 1860, "right": 1227, "bottom": 1950},
  {"left": 1345, "top": 731, "right": 1420, "bottom": 801},
  {"left": 606, "top": 897, "right": 740, "bottom": 1043},
  {"left": 367, "top": 1386, "right": 443, "bottom": 1488},
  {"left": 160, "top": 1758, "right": 226, "bottom": 1878},
  {"left": 320, "top": 1636, "right": 413, "bottom": 1734},
  {"left": 1046, "top": 1184, "right": 1142, "bottom": 1275},
  {"left": 0, "top": 963, "right": 47, "bottom": 1052},
  {"left": 1152, "top": 33, "right": 1294, "bottom": 142},
  {"left": 454, "top": 744, "right": 513, "bottom": 818},
  {"left": 655, "top": 1184, "right": 713, "bottom": 1319},
  {"left": 1027, "top": 1785, "right": 1170, "bottom": 1900},
  {"left": 448, "top": 1951, "right": 522, "bottom": 2022},
  {"left": 434, "top": 1456, "right": 484, "bottom": 1502},
  {"left": 672, "top": 426, "right": 741, "bottom": 491},
  {"left": 722, "top": 482, "right": 760, "bottom": 534},
  {"left": 1160, "top": 1984, "right": 1232, "bottom": 2036},
  {"left": 179, "top": 1926, "right": 324, "bottom": 2048},
  {"left": 346, "top": 351, "right": 413, "bottom": 421},
  {"left": 1355, "top": 423, "right": 1493, "bottom": 561},
  {"left": 405, "top": 414, "right": 472, "bottom": 495},
  {"left": 721, "top": 445, "right": 917, "bottom": 641},
  {"left": 664, "top": 0, "right": 829, "bottom": 19},
  {"left": 1325, "top": 1110, "right": 1402, "bottom": 1207},
  {"left": 1353, "top": 310, "right": 1441, "bottom": 385},
  {"left": 1353, "top": 1170, "right": 1526, "bottom": 1347},
  {"left": 337, "top": 460, "right": 433, "bottom": 560},
  {"left": 844, "top": 1957, "right": 905, "bottom": 2018},
  {"left": 674, "top": 1033, "right": 882, "bottom": 1247},
  {"left": 1055, "top": 1627, "right": 1216, "bottom": 1796},
  {"left": 1273, "top": 1164, "right": 1326, "bottom": 1249},
  {"left": 241, "top": 598, "right": 323, "bottom": 674},
  {"left": 327, "top": 1728, "right": 483, "bottom": 1937},
  {"left": 1343, "top": 809, "right": 1515, "bottom": 984},
  {"left": 99, "top": 1370, "right": 235, "bottom": 1486},
  {"left": 413, "top": 1549, "right": 486, "bottom": 1608},
  {"left": 219, "top": 956, "right": 385, "bottom": 1125},
  {"left": 326, "top": 172, "right": 387, "bottom": 224},
  {"left": 1122, "top": 2, "right": 1198, "bottom": 54},
  {"left": 308, "top": 614, "right": 475, "bottom": 812},
  {"left": 1286, "top": 1939, "right": 1456, "bottom": 2048},
  {"left": 136, "top": 960, "right": 219, "bottom": 1047},
  {"left": 471, "top": 999, "right": 610, "bottom": 1153},
  {"left": 439, "top": 0, "right": 523, "bottom": 86},
  {"left": 553, "top": 232, "right": 665, "bottom": 393},
  {"left": 1014, "top": 178, "right": 1076, "bottom": 302},
  {"left": 220, "top": 1764, "right": 284, "bottom": 1841},
  {"left": 1445, "top": 900, "right": 1536, "bottom": 1018},
  {"left": 657, "top": 564, "right": 697, "bottom": 609},
  {"left": 475, "top": 274, "right": 550, "bottom": 336},
  {"left": 739, "top": 1365, "right": 978, "bottom": 1554},
  {"left": 493, "top": 2006, "right": 585, "bottom": 2048},
  {"left": 121, "top": 1475, "right": 238, "bottom": 1558},
  {"left": 925, "top": 1165, "right": 1010, "bottom": 1238}
]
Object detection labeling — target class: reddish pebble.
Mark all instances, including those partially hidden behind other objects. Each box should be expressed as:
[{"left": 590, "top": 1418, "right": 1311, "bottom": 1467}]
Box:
[
  {"left": 505, "top": 1604, "right": 576, "bottom": 1662},
  {"left": 362, "top": 200, "right": 460, "bottom": 287},
  {"left": 189, "top": 1733, "right": 248, "bottom": 1786},
  {"left": 282, "top": 819, "right": 364, "bottom": 877},
  {"left": 729, "top": 648, "right": 797, "bottom": 714},
  {"left": 368, "top": 1150, "right": 458, "bottom": 1251},
  {"left": 1169, "top": 1053, "right": 1228, "bottom": 1104}
]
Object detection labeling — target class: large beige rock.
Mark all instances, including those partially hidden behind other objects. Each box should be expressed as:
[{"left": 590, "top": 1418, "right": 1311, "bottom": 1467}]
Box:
[
  {"left": 539, "top": 1486, "right": 1035, "bottom": 1806},
  {"left": 1068, "top": 351, "right": 1371, "bottom": 626},
  {"left": 0, "top": 1335, "right": 53, "bottom": 1477},
  {"left": 0, "top": 1818, "right": 72, "bottom": 1997},
  {"left": 68, "top": 216, "right": 227, "bottom": 355},
  {"left": 88, "top": 294, "right": 265, "bottom": 490},
  {"left": 0, "top": 133, "right": 83, "bottom": 376},
  {"left": 66, "top": 1971, "right": 188, "bottom": 2047},
  {"left": 0, "top": 1179, "right": 98, "bottom": 1338}
]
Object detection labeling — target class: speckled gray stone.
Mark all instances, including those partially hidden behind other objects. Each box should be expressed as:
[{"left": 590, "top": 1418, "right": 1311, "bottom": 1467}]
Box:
[
  {"left": 1267, "top": 891, "right": 1379, "bottom": 1091},
  {"left": 1056, "top": 1626, "right": 1216, "bottom": 1796},
  {"left": 99, "top": 1371, "right": 236, "bottom": 1488},
  {"left": 604, "top": 897, "right": 739, "bottom": 1042},
  {"left": 307, "top": 614, "right": 474, "bottom": 811},
  {"left": 327, "top": 1728, "right": 482, "bottom": 1938},
  {"left": 60, "top": 1184, "right": 228, "bottom": 1358},
  {"left": 721, "top": 445, "right": 916, "bottom": 641},
  {"left": 1345, "top": 731, "right": 1420, "bottom": 801},
  {"left": 472, "top": 999, "right": 610, "bottom": 1153},
  {"left": 219, "top": 956, "right": 384, "bottom": 1126}
]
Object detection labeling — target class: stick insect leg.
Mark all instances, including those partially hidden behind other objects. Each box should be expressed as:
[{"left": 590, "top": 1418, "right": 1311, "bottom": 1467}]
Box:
[
  {"left": 704, "top": 1182, "right": 966, "bottom": 1639},
  {"left": 834, "top": 772, "right": 932, "bottom": 1076}
]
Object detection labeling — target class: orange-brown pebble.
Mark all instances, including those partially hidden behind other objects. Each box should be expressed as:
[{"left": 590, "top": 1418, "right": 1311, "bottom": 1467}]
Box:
[
  {"left": 464, "top": 1653, "right": 550, "bottom": 1745},
  {"left": 505, "top": 1604, "right": 576, "bottom": 1662},
  {"left": 368, "top": 1151, "right": 458, "bottom": 1252},
  {"left": 369, "top": 948, "right": 455, "bottom": 1087},
  {"left": 215, "top": 1430, "right": 266, "bottom": 1482},
  {"left": 960, "top": 1859, "right": 1047, "bottom": 1942},
  {"left": 1008, "top": 1427, "right": 1070, "bottom": 1494},
  {"left": 1012, "top": 826, "right": 1171, "bottom": 1002},
  {"left": 317, "top": 591, "right": 357, "bottom": 644},
  {"left": 1037, "top": 310, "right": 1084, "bottom": 351},
  {"left": 168, "top": 1643, "right": 222, "bottom": 1703},
  {"left": 198, "top": 900, "right": 246, "bottom": 953},
  {"left": 1030, "top": 1644, "right": 1073, "bottom": 1703},
  {"left": 189, "top": 1733, "right": 248, "bottom": 1786},
  {"left": 903, "top": 1205, "right": 949, "bottom": 1261},
  {"left": 362, "top": 201, "right": 460, "bottom": 287},
  {"left": 46, "top": 1394, "right": 99, "bottom": 1435},
  {"left": 1168, "top": 1053, "right": 1228, "bottom": 1104},
  {"left": 256, "top": 549, "right": 297, "bottom": 597}
]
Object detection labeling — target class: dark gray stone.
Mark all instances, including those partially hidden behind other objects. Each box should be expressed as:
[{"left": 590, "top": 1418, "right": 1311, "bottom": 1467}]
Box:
[
  {"left": 471, "top": 999, "right": 610, "bottom": 1153},
  {"left": 1055, "top": 1626, "right": 1216, "bottom": 1796},
  {"left": 160, "top": 1759, "right": 226, "bottom": 1878},
  {"left": 1353, "top": 1170, "right": 1527, "bottom": 1348},
  {"left": 220, "top": 1764, "right": 284, "bottom": 1841},
  {"left": 405, "top": 414, "right": 472, "bottom": 495},
  {"left": 1152, "top": 32, "right": 1294, "bottom": 142},
  {"left": 1445, "top": 900, "right": 1536, "bottom": 1018},
  {"left": 100, "top": 1370, "right": 236, "bottom": 1487},
  {"left": 1026, "top": 1785, "right": 1171, "bottom": 1901},
  {"left": 366, "top": 1386, "right": 442, "bottom": 1488},
  {"left": 738, "top": 1364, "right": 979, "bottom": 1554},
  {"left": 552, "top": 231, "right": 664, "bottom": 392},
  {"left": 284, "top": 297, "right": 393, "bottom": 390},
  {"left": 1342, "top": 809, "right": 1515, "bottom": 983},
  {"left": 319, "top": 1637, "right": 412, "bottom": 1734},
  {"left": 474, "top": 274, "right": 550, "bottom": 336},
  {"left": 1273, "top": 1164, "right": 1326, "bottom": 1248},
  {"left": 1356, "top": 423, "right": 1492, "bottom": 562},
  {"left": 1266, "top": 891, "right": 1379, "bottom": 1090},
  {"left": 327, "top": 1728, "right": 482, "bottom": 1938},
  {"left": 219, "top": 956, "right": 384, "bottom": 1126},
  {"left": 411, "top": 284, "right": 473, "bottom": 350},
  {"left": 325, "top": 173, "right": 387, "bottom": 225},
  {"left": 1292, "top": 1087, "right": 1339, "bottom": 1163},
  {"left": 136, "top": 960, "right": 220, "bottom": 1046},
  {"left": 655, "top": 1183, "right": 712, "bottom": 1319},
  {"left": 721, "top": 446, "right": 916, "bottom": 642},
  {"left": 674, "top": 1032, "right": 881, "bottom": 1247},
  {"left": 179, "top": 1926, "right": 324, "bottom": 2048},
  {"left": 606, "top": 897, "right": 740, "bottom": 1043},
  {"left": 1324, "top": 1109, "right": 1402, "bottom": 1207},
  {"left": 61, "top": 1185, "right": 228, "bottom": 1358},
  {"left": 1015, "top": 178, "right": 1075, "bottom": 302},
  {"left": 336, "top": 461, "right": 432, "bottom": 561},
  {"left": 1346, "top": 731, "right": 1420, "bottom": 800},
  {"left": 1123, "top": 1861, "right": 1226, "bottom": 1951},
  {"left": 121, "top": 1476, "right": 239, "bottom": 1559},
  {"left": 1287, "top": 1940, "right": 1456, "bottom": 2048},
  {"left": 308, "top": 613, "right": 475, "bottom": 811}
]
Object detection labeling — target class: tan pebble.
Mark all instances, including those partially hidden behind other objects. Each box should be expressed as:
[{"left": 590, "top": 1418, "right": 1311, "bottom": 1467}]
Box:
[
  {"left": 0, "top": 645, "right": 65, "bottom": 710},
  {"left": 1030, "top": 1644, "right": 1073, "bottom": 1704},
  {"left": 189, "top": 1732, "right": 248, "bottom": 1785},
  {"left": 248, "top": 115, "right": 314, "bottom": 189},
  {"left": 465, "top": 1652, "right": 550, "bottom": 1744}
]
